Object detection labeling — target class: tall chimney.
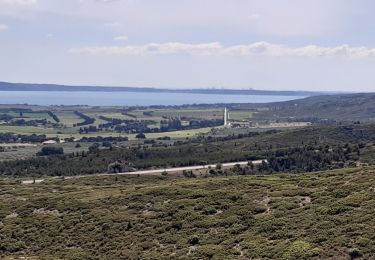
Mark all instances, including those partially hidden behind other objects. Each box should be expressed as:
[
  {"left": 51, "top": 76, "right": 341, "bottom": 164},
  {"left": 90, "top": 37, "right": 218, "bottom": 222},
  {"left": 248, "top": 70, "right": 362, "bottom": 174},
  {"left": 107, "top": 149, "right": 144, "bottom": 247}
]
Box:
[{"left": 224, "top": 107, "right": 228, "bottom": 126}]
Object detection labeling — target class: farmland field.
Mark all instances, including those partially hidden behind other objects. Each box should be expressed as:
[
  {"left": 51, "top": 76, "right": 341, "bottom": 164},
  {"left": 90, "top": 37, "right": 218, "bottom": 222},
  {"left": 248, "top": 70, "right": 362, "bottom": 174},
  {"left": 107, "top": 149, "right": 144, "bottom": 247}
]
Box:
[
  {"left": 0, "top": 106, "right": 224, "bottom": 140},
  {"left": 228, "top": 110, "right": 254, "bottom": 120},
  {"left": 55, "top": 112, "right": 84, "bottom": 126},
  {"left": 0, "top": 125, "right": 57, "bottom": 135},
  {"left": 43, "top": 127, "right": 213, "bottom": 140}
]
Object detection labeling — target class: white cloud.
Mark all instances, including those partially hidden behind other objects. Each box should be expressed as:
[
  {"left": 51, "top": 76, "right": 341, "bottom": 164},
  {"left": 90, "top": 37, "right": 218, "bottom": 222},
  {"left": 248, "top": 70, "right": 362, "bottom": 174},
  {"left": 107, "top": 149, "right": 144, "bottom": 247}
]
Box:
[
  {"left": 113, "top": 35, "right": 128, "bottom": 41},
  {"left": 0, "top": 24, "right": 9, "bottom": 31},
  {"left": 0, "top": 0, "right": 37, "bottom": 5},
  {"left": 248, "top": 13, "right": 261, "bottom": 20},
  {"left": 69, "top": 41, "right": 375, "bottom": 59},
  {"left": 69, "top": 42, "right": 222, "bottom": 56}
]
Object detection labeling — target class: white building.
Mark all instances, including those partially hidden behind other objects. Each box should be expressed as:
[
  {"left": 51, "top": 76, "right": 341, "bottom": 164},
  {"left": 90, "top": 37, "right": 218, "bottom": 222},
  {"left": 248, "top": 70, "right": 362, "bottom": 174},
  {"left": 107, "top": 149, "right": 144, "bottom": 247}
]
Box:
[{"left": 42, "top": 140, "right": 57, "bottom": 145}]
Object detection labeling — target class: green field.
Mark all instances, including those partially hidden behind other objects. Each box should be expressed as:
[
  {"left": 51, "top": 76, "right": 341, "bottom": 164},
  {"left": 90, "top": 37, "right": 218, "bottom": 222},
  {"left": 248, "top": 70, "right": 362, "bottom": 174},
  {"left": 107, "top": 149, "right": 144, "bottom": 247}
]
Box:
[
  {"left": 0, "top": 107, "right": 224, "bottom": 141},
  {"left": 151, "top": 108, "right": 224, "bottom": 120},
  {"left": 97, "top": 113, "right": 134, "bottom": 120},
  {"left": 0, "top": 106, "right": 230, "bottom": 140},
  {"left": 0, "top": 125, "right": 58, "bottom": 135},
  {"left": 45, "top": 127, "right": 213, "bottom": 140},
  {"left": 55, "top": 112, "right": 84, "bottom": 126},
  {"left": 0, "top": 142, "right": 92, "bottom": 161},
  {"left": 229, "top": 110, "right": 254, "bottom": 121}
]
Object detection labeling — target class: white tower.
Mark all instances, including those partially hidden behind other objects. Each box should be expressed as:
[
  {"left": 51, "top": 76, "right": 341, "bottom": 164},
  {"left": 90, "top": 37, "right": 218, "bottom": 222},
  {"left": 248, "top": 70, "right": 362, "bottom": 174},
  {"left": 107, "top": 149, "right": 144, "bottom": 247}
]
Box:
[{"left": 224, "top": 107, "right": 228, "bottom": 126}]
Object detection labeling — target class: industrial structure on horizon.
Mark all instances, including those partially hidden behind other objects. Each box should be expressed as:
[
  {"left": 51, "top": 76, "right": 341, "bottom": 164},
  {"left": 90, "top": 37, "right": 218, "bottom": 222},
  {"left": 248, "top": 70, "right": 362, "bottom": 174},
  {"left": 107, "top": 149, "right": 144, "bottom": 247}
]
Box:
[{"left": 224, "top": 107, "right": 230, "bottom": 127}]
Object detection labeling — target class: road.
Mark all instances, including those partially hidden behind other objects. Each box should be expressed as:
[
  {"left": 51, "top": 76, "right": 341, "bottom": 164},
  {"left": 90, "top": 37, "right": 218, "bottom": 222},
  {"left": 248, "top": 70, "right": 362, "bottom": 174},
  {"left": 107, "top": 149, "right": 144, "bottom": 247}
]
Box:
[
  {"left": 21, "top": 159, "right": 266, "bottom": 184},
  {"left": 117, "top": 160, "right": 265, "bottom": 175}
]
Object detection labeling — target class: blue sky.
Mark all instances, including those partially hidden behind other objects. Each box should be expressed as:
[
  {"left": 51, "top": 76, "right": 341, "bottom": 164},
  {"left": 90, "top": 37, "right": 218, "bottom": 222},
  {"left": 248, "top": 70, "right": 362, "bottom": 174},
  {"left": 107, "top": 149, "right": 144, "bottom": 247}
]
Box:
[{"left": 0, "top": 0, "right": 375, "bottom": 91}]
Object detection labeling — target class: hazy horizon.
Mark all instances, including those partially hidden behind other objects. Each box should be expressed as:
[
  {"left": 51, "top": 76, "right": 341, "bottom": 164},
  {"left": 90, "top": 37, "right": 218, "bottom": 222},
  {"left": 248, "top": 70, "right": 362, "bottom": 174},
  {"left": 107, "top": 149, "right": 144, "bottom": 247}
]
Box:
[
  {"left": 1, "top": 0, "right": 375, "bottom": 92},
  {"left": 1, "top": 80, "right": 359, "bottom": 94}
]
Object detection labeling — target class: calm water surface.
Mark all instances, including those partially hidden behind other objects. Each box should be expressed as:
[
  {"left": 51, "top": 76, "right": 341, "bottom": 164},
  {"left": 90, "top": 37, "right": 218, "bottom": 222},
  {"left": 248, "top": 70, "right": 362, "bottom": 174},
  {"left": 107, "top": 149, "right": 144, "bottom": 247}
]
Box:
[{"left": 0, "top": 91, "right": 304, "bottom": 106}]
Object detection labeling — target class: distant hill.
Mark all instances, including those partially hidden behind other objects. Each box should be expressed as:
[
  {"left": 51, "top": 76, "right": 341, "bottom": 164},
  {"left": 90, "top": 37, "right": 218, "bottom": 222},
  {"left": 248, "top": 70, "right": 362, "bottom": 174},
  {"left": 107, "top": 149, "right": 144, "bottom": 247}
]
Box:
[
  {"left": 252, "top": 93, "right": 375, "bottom": 122},
  {"left": 0, "top": 81, "right": 322, "bottom": 97}
]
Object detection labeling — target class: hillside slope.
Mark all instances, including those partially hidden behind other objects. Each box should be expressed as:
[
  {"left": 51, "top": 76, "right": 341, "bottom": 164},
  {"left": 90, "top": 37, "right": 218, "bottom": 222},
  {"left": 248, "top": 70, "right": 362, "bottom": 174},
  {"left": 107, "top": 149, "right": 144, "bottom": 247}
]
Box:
[
  {"left": 1, "top": 123, "right": 374, "bottom": 177},
  {"left": 252, "top": 93, "right": 375, "bottom": 122},
  {"left": 0, "top": 166, "right": 374, "bottom": 259}
]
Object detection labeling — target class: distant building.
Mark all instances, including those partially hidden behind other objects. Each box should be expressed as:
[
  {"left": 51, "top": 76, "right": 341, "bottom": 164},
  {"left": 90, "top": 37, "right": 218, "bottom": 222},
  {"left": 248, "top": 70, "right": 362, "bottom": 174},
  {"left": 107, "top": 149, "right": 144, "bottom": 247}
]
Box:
[
  {"left": 42, "top": 140, "right": 57, "bottom": 145},
  {"left": 231, "top": 121, "right": 254, "bottom": 128}
]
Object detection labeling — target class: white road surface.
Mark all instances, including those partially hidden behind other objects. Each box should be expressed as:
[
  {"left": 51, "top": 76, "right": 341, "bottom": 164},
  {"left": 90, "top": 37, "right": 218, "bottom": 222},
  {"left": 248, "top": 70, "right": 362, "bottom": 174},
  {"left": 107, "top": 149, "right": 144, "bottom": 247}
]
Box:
[
  {"left": 21, "top": 159, "right": 267, "bottom": 182},
  {"left": 118, "top": 160, "right": 266, "bottom": 175},
  {"left": 22, "top": 179, "right": 45, "bottom": 184}
]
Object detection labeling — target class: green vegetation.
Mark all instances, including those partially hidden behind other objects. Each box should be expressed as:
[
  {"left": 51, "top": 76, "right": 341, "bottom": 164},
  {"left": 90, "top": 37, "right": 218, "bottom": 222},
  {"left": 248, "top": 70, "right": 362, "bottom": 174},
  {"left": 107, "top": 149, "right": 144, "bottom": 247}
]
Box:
[
  {"left": 0, "top": 123, "right": 373, "bottom": 177},
  {"left": 0, "top": 106, "right": 223, "bottom": 139},
  {"left": 36, "top": 146, "right": 64, "bottom": 156},
  {"left": 1, "top": 92, "right": 373, "bottom": 141},
  {"left": 0, "top": 166, "right": 374, "bottom": 259},
  {"left": 0, "top": 94, "right": 374, "bottom": 259},
  {"left": 251, "top": 93, "right": 375, "bottom": 122},
  {"left": 55, "top": 111, "right": 84, "bottom": 126}
]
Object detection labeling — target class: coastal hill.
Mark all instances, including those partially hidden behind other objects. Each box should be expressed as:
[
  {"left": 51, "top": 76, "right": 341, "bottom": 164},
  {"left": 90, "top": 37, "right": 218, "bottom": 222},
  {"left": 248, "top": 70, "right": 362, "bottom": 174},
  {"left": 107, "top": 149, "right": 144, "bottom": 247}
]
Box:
[{"left": 250, "top": 93, "right": 375, "bottom": 122}]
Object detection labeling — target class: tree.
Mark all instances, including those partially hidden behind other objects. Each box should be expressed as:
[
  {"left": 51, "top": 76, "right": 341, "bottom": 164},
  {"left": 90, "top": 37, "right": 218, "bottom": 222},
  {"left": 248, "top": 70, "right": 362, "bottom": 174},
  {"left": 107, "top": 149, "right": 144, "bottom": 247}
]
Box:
[
  {"left": 248, "top": 161, "right": 254, "bottom": 170},
  {"left": 36, "top": 146, "right": 64, "bottom": 156},
  {"left": 183, "top": 170, "right": 196, "bottom": 178},
  {"left": 259, "top": 160, "right": 270, "bottom": 172},
  {"left": 88, "top": 143, "right": 100, "bottom": 153},
  {"left": 233, "top": 164, "right": 242, "bottom": 173},
  {"left": 107, "top": 161, "right": 124, "bottom": 173},
  {"left": 102, "top": 141, "right": 112, "bottom": 148},
  {"left": 136, "top": 133, "right": 146, "bottom": 139}
]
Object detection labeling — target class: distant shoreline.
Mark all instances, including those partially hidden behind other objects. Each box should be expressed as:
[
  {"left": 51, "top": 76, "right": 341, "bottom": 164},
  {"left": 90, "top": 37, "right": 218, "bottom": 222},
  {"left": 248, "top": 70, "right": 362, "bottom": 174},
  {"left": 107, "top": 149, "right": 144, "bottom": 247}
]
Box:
[{"left": 0, "top": 81, "right": 325, "bottom": 97}]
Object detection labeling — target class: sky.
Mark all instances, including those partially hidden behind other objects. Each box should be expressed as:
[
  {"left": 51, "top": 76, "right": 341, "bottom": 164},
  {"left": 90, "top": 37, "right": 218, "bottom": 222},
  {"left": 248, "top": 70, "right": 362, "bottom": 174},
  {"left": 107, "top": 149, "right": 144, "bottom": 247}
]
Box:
[{"left": 0, "top": 0, "right": 375, "bottom": 92}]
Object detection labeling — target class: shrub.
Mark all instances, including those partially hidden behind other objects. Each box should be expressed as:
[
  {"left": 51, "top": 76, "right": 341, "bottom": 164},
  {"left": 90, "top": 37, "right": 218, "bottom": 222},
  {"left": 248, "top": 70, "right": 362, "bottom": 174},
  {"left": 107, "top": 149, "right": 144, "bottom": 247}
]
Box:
[
  {"left": 136, "top": 133, "right": 146, "bottom": 139},
  {"left": 107, "top": 161, "right": 126, "bottom": 173},
  {"left": 188, "top": 236, "right": 200, "bottom": 245},
  {"left": 183, "top": 170, "right": 196, "bottom": 178},
  {"left": 36, "top": 146, "right": 64, "bottom": 156},
  {"left": 202, "top": 207, "right": 217, "bottom": 215},
  {"left": 349, "top": 248, "right": 362, "bottom": 259},
  {"left": 282, "top": 240, "right": 320, "bottom": 260},
  {"left": 102, "top": 141, "right": 112, "bottom": 148},
  {"left": 88, "top": 143, "right": 100, "bottom": 153}
]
